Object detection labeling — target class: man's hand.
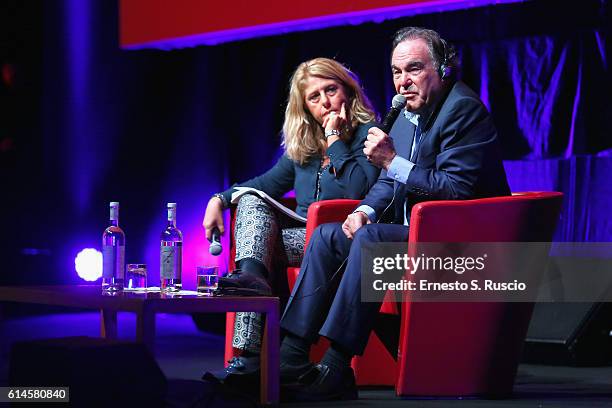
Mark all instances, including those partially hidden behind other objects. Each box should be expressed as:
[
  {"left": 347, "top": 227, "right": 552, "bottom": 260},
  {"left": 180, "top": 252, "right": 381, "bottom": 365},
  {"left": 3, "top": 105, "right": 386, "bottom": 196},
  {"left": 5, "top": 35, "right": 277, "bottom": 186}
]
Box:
[
  {"left": 364, "top": 127, "right": 396, "bottom": 169},
  {"left": 342, "top": 211, "right": 371, "bottom": 239}
]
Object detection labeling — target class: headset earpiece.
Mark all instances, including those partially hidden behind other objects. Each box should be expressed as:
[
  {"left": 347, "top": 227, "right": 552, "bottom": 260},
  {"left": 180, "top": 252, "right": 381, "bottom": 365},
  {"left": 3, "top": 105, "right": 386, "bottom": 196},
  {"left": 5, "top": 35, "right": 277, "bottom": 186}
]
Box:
[
  {"left": 440, "top": 63, "right": 450, "bottom": 79},
  {"left": 439, "top": 38, "right": 450, "bottom": 79}
]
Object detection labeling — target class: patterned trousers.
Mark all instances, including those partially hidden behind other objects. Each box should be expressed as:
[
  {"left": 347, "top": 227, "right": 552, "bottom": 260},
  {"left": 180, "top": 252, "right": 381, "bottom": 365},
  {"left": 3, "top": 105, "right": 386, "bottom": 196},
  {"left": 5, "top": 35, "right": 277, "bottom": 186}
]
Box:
[{"left": 233, "top": 194, "right": 306, "bottom": 353}]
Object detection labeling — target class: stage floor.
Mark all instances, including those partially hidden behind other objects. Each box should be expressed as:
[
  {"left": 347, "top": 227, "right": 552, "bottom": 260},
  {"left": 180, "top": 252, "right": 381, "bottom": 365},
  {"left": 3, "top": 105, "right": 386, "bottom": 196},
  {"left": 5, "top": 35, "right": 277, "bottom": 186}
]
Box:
[{"left": 1, "top": 310, "right": 611, "bottom": 407}]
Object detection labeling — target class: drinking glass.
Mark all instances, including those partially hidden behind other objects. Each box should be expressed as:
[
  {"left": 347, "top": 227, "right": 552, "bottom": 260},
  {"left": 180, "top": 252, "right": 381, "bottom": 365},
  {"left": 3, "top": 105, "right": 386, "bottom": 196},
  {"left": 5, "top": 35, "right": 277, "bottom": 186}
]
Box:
[
  {"left": 125, "top": 263, "right": 147, "bottom": 291},
  {"left": 197, "top": 266, "right": 219, "bottom": 296}
]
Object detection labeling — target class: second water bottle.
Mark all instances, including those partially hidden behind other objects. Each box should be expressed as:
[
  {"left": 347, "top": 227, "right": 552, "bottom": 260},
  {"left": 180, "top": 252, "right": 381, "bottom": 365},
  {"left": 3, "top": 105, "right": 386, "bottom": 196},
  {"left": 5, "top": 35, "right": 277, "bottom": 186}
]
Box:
[{"left": 160, "top": 202, "right": 182, "bottom": 292}]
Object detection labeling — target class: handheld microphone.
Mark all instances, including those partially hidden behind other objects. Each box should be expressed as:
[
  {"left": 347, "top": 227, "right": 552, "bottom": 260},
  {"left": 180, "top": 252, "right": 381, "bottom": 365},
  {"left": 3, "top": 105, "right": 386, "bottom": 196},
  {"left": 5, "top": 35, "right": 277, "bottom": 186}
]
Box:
[
  {"left": 209, "top": 227, "right": 222, "bottom": 256},
  {"left": 379, "top": 94, "right": 407, "bottom": 134}
]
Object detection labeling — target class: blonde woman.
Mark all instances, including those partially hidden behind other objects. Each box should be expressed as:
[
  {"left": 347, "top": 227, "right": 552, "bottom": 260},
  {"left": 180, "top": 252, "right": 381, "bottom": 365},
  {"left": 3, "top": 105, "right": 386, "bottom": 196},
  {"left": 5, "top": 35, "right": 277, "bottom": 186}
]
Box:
[{"left": 202, "top": 57, "right": 379, "bottom": 380}]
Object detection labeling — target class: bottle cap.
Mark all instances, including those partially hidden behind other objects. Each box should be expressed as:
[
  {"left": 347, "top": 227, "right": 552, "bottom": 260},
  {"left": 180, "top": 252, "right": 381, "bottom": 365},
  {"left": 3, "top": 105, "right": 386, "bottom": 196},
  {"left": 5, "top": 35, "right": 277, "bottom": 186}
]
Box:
[
  {"left": 167, "top": 202, "right": 177, "bottom": 208},
  {"left": 110, "top": 202, "right": 120, "bottom": 207}
]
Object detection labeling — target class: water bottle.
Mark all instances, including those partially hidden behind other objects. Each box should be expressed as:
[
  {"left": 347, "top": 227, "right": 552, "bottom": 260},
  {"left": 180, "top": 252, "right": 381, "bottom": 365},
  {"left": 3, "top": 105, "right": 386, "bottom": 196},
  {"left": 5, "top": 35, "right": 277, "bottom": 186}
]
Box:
[
  {"left": 102, "top": 201, "right": 125, "bottom": 292},
  {"left": 160, "top": 202, "right": 182, "bottom": 291}
]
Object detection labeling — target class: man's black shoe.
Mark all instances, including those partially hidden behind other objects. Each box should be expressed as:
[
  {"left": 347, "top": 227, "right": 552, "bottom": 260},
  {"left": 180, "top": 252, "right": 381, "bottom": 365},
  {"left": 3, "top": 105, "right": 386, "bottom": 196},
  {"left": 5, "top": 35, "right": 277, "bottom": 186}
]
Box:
[
  {"left": 291, "top": 363, "right": 358, "bottom": 401},
  {"left": 218, "top": 269, "right": 272, "bottom": 296},
  {"left": 280, "top": 361, "right": 315, "bottom": 385}
]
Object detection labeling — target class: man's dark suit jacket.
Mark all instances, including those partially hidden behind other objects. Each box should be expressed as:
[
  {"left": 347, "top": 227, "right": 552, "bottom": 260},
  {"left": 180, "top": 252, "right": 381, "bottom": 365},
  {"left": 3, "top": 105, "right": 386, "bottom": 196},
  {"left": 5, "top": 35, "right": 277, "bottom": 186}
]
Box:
[{"left": 361, "top": 81, "right": 510, "bottom": 224}]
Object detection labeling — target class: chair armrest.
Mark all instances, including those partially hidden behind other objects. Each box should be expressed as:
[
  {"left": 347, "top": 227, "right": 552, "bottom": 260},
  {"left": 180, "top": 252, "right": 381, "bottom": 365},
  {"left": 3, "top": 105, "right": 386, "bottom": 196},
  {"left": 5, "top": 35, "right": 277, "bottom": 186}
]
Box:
[{"left": 305, "top": 199, "right": 360, "bottom": 245}]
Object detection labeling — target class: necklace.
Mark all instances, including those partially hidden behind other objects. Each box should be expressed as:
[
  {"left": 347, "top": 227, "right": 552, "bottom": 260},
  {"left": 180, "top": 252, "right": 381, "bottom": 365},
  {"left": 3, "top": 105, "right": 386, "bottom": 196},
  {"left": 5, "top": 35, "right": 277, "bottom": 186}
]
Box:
[{"left": 315, "top": 158, "right": 331, "bottom": 202}]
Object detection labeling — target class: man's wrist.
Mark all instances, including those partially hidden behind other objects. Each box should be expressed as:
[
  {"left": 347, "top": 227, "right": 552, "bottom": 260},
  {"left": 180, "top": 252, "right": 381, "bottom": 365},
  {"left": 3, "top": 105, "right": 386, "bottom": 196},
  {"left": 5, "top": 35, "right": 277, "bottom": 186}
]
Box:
[
  {"left": 353, "top": 205, "right": 376, "bottom": 222},
  {"left": 383, "top": 153, "right": 397, "bottom": 170},
  {"left": 355, "top": 211, "right": 369, "bottom": 221}
]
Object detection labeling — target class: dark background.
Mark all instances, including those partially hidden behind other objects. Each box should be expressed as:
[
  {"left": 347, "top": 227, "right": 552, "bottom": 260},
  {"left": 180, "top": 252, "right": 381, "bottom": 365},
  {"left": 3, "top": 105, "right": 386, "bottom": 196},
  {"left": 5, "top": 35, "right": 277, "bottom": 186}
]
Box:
[{"left": 0, "top": 0, "right": 610, "bottom": 289}]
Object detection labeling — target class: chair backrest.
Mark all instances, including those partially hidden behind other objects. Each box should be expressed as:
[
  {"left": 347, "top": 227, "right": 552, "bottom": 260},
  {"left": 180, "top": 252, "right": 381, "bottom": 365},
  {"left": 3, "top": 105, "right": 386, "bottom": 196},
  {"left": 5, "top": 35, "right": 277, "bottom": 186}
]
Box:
[
  {"left": 396, "top": 192, "right": 563, "bottom": 397},
  {"left": 304, "top": 199, "right": 361, "bottom": 245},
  {"left": 409, "top": 191, "right": 563, "bottom": 243}
]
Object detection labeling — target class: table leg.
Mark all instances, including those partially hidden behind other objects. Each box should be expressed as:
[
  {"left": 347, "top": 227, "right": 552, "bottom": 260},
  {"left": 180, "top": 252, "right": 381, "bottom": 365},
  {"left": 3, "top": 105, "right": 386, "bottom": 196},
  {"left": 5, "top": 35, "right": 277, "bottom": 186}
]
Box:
[
  {"left": 100, "top": 309, "right": 117, "bottom": 339},
  {"left": 260, "top": 303, "right": 280, "bottom": 406},
  {"left": 136, "top": 309, "right": 156, "bottom": 352}
]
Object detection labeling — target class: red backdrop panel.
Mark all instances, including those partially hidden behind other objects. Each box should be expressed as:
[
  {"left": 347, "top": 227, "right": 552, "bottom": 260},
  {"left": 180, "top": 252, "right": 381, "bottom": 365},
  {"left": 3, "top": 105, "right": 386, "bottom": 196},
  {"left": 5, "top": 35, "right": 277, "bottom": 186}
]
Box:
[{"left": 119, "top": 0, "right": 472, "bottom": 48}]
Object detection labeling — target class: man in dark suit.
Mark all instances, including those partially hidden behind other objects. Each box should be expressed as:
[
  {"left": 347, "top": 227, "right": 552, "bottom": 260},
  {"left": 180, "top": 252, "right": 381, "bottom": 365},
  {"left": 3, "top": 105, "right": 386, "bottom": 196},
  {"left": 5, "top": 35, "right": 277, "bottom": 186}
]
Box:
[{"left": 278, "top": 27, "right": 511, "bottom": 401}]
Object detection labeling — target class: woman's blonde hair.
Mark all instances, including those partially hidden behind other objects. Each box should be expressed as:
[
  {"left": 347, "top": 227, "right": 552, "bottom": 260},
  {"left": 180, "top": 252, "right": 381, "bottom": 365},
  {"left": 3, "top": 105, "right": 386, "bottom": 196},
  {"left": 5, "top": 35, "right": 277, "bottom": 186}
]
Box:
[{"left": 282, "top": 58, "right": 377, "bottom": 165}]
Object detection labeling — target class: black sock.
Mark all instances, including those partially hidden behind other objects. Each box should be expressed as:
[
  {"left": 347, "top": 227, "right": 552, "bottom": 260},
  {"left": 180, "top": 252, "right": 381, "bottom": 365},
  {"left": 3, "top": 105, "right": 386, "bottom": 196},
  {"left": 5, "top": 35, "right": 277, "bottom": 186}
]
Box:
[
  {"left": 238, "top": 258, "right": 268, "bottom": 279},
  {"left": 280, "top": 333, "right": 311, "bottom": 368},
  {"left": 321, "top": 342, "right": 353, "bottom": 371}
]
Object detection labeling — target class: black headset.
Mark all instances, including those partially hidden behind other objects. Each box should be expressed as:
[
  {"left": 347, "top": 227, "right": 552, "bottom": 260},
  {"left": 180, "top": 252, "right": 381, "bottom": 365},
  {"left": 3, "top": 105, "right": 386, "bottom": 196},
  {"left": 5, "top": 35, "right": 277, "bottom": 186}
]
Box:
[{"left": 439, "top": 38, "right": 451, "bottom": 80}]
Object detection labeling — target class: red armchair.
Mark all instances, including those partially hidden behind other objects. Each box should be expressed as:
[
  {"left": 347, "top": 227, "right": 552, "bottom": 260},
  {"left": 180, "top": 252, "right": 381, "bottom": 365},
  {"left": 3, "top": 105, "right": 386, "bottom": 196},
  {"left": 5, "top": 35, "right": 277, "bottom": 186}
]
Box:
[
  {"left": 224, "top": 192, "right": 563, "bottom": 396},
  {"left": 393, "top": 191, "right": 563, "bottom": 397}
]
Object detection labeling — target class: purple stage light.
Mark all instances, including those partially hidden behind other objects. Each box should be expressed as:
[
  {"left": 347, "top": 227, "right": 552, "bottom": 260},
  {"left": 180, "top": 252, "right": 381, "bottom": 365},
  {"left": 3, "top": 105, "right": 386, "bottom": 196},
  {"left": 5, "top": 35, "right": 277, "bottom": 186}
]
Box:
[{"left": 75, "top": 248, "right": 102, "bottom": 281}]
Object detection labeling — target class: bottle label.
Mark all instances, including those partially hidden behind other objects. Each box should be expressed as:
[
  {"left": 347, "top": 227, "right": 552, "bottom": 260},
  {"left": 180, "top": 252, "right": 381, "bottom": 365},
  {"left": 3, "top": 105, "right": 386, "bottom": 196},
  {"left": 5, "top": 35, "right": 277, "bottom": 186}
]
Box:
[
  {"left": 160, "top": 245, "right": 181, "bottom": 279},
  {"left": 103, "top": 245, "right": 125, "bottom": 279}
]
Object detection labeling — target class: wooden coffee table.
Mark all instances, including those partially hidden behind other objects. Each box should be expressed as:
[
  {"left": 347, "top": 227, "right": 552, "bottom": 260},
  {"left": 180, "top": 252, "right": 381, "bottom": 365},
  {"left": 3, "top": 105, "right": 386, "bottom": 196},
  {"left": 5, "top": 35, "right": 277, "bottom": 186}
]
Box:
[{"left": 0, "top": 285, "right": 279, "bottom": 405}]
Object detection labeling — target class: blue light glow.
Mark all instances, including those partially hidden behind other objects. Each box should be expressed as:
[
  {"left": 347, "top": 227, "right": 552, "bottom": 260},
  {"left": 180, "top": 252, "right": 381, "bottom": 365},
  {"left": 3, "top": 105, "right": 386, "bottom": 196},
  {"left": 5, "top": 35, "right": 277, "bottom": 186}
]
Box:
[{"left": 75, "top": 248, "right": 102, "bottom": 281}]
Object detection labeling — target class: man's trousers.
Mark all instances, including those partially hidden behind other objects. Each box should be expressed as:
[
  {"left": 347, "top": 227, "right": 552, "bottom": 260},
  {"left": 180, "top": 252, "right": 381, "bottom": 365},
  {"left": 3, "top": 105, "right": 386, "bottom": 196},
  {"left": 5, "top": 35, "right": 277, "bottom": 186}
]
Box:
[{"left": 280, "top": 222, "right": 409, "bottom": 356}]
